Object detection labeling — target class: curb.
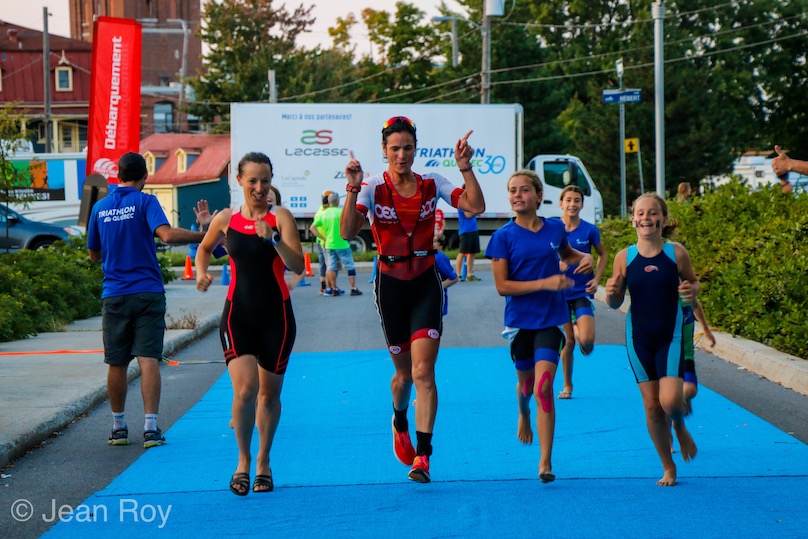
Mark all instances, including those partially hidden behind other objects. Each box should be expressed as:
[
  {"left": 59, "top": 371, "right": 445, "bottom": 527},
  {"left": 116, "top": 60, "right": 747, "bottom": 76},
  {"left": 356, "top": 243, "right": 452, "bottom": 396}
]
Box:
[
  {"left": 593, "top": 287, "right": 808, "bottom": 396},
  {"left": 0, "top": 315, "right": 220, "bottom": 470}
]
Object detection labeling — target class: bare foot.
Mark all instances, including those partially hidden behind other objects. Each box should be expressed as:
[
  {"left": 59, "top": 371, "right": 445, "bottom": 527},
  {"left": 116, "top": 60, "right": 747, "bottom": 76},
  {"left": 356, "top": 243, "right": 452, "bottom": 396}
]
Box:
[
  {"left": 656, "top": 467, "right": 677, "bottom": 486},
  {"left": 674, "top": 422, "right": 698, "bottom": 462},
  {"left": 517, "top": 410, "right": 533, "bottom": 444},
  {"left": 539, "top": 462, "right": 555, "bottom": 483}
]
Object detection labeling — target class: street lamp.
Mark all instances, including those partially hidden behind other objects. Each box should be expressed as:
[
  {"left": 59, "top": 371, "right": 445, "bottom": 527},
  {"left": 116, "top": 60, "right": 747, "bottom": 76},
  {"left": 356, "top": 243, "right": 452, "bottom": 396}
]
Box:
[{"left": 431, "top": 16, "right": 459, "bottom": 68}]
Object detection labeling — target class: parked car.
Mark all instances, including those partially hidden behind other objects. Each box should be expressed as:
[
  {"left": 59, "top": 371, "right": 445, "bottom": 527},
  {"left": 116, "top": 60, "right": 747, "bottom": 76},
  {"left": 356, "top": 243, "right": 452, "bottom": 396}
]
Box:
[{"left": 0, "top": 203, "right": 77, "bottom": 252}]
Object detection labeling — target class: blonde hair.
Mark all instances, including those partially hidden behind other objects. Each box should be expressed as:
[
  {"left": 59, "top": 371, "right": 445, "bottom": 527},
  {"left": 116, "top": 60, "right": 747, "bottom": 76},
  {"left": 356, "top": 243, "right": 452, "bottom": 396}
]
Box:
[
  {"left": 631, "top": 192, "right": 678, "bottom": 238},
  {"left": 676, "top": 182, "right": 691, "bottom": 202}
]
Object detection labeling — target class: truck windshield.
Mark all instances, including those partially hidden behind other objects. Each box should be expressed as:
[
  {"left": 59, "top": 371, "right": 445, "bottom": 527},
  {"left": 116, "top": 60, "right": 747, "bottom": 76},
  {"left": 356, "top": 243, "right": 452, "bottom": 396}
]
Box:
[{"left": 544, "top": 162, "right": 591, "bottom": 196}]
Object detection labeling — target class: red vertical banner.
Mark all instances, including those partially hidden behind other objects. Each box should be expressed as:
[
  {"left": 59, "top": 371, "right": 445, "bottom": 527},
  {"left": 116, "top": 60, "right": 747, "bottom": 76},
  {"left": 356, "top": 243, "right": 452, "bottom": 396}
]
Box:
[{"left": 86, "top": 17, "right": 141, "bottom": 183}]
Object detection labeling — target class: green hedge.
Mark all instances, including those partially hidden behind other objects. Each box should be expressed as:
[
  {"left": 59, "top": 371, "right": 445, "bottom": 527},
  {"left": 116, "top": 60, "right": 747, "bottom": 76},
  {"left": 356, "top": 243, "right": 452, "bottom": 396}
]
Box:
[
  {"left": 599, "top": 180, "right": 807, "bottom": 358},
  {"left": 0, "top": 236, "right": 177, "bottom": 342}
]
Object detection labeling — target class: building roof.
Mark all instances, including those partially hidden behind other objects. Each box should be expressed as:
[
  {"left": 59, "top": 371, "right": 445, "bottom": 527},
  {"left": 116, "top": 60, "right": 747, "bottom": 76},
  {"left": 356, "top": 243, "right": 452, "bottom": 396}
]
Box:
[
  {"left": 0, "top": 21, "right": 92, "bottom": 114},
  {"left": 140, "top": 134, "right": 230, "bottom": 186}
]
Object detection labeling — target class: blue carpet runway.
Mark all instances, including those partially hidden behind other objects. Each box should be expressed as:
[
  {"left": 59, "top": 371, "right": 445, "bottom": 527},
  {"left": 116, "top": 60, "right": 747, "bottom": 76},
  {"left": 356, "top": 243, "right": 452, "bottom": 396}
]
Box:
[{"left": 45, "top": 346, "right": 808, "bottom": 538}]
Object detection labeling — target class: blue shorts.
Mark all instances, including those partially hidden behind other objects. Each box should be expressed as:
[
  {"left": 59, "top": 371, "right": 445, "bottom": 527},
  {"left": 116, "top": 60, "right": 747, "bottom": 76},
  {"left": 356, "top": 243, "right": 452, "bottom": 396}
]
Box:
[
  {"left": 326, "top": 248, "right": 355, "bottom": 273},
  {"left": 567, "top": 296, "right": 594, "bottom": 323}
]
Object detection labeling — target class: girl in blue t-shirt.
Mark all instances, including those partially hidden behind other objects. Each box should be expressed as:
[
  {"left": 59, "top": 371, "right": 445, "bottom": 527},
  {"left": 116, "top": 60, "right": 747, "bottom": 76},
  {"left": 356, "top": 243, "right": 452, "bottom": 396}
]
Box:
[
  {"left": 485, "top": 170, "right": 594, "bottom": 483},
  {"left": 556, "top": 186, "right": 608, "bottom": 400}
]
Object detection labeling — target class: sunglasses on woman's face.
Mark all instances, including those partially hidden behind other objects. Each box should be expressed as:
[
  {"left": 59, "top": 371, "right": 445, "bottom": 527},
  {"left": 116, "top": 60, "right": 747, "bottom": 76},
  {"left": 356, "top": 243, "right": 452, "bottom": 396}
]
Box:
[{"left": 382, "top": 116, "right": 416, "bottom": 131}]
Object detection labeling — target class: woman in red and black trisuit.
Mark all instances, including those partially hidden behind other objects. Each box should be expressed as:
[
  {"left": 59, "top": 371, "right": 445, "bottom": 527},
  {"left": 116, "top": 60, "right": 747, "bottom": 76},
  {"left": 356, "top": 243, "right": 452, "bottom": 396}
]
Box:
[
  {"left": 195, "top": 152, "right": 304, "bottom": 496},
  {"left": 341, "top": 116, "right": 485, "bottom": 483}
]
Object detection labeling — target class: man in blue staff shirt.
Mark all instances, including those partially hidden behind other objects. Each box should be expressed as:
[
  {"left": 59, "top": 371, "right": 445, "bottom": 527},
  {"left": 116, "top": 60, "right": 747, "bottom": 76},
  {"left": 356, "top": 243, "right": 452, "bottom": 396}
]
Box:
[{"left": 87, "top": 152, "right": 212, "bottom": 449}]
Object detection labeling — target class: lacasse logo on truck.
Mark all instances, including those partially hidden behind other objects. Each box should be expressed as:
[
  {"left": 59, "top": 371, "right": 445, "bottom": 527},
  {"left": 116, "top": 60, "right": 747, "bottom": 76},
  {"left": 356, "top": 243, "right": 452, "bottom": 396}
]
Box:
[{"left": 284, "top": 129, "right": 350, "bottom": 157}]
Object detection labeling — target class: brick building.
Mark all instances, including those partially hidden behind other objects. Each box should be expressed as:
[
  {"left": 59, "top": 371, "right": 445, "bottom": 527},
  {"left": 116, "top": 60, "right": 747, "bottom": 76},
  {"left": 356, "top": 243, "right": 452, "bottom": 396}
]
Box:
[{"left": 69, "top": 0, "right": 204, "bottom": 136}]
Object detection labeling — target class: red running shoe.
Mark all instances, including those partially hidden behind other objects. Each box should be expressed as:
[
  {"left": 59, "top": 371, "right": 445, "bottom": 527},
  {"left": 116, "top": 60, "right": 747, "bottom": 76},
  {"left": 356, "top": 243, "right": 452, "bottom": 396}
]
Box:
[
  {"left": 392, "top": 416, "right": 416, "bottom": 465},
  {"left": 408, "top": 455, "right": 431, "bottom": 483}
]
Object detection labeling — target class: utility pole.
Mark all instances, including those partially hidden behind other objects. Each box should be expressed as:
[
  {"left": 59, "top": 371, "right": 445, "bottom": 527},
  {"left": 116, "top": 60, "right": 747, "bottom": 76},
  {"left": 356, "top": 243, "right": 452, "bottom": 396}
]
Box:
[
  {"left": 617, "top": 58, "right": 626, "bottom": 218},
  {"left": 653, "top": 2, "right": 666, "bottom": 196},
  {"left": 481, "top": 14, "right": 490, "bottom": 104},
  {"left": 481, "top": 1, "right": 504, "bottom": 104},
  {"left": 268, "top": 70, "right": 277, "bottom": 103},
  {"left": 43, "top": 7, "right": 52, "bottom": 153}
]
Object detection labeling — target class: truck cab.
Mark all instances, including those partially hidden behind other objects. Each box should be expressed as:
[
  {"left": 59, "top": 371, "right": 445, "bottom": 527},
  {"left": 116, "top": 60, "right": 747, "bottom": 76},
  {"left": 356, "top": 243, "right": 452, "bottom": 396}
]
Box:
[{"left": 526, "top": 154, "right": 604, "bottom": 223}]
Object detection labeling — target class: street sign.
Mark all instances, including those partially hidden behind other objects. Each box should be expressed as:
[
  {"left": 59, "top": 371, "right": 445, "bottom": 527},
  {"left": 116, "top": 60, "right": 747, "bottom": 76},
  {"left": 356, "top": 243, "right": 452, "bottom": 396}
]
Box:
[
  {"left": 603, "top": 88, "right": 642, "bottom": 104},
  {"left": 625, "top": 138, "right": 639, "bottom": 153}
]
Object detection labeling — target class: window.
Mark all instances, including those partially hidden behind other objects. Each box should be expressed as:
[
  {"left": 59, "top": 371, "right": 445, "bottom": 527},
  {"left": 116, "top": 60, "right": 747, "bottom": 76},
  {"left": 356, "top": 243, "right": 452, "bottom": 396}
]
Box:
[
  {"left": 176, "top": 149, "right": 187, "bottom": 173},
  {"left": 153, "top": 102, "right": 173, "bottom": 133},
  {"left": 59, "top": 123, "right": 75, "bottom": 152},
  {"left": 144, "top": 152, "right": 156, "bottom": 175},
  {"left": 542, "top": 162, "right": 591, "bottom": 197},
  {"left": 55, "top": 67, "right": 73, "bottom": 92}
]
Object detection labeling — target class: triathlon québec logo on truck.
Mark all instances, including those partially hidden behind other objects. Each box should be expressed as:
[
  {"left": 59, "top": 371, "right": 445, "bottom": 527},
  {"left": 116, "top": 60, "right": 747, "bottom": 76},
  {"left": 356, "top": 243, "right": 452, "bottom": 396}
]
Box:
[
  {"left": 421, "top": 148, "right": 507, "bottom": 174},
  {"left": 284, "top": 129, "right": 349, "bottom": 157}
]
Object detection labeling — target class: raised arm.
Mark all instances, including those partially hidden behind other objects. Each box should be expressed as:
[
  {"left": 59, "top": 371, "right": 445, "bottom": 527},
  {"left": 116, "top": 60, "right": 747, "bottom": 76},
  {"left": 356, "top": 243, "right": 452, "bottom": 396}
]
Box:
[
  {"left": 195, "top": 209, "right": 230, "bottom": 292},
  {"left": 454, "top": 131, "right": 485, "bottom": 215},
  {"left": 772, "top": 145, "right": 808, "bottom": 177},
  {"left": 341, "top": 151, "right": 366, "bottom": 239}
]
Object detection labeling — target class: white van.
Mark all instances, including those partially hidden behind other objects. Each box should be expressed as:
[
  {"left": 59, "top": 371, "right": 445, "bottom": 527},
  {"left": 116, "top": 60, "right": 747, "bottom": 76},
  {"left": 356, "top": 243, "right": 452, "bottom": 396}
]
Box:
[{"left": 525, "top": 154, "right": 604, "bottom": 223}]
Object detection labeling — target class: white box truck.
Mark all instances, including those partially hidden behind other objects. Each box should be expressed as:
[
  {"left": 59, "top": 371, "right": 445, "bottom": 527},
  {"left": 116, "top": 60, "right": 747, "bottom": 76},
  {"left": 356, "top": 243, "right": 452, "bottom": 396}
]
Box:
[{"left": 230, "top": 103, "right": 603, "bottom": 250}]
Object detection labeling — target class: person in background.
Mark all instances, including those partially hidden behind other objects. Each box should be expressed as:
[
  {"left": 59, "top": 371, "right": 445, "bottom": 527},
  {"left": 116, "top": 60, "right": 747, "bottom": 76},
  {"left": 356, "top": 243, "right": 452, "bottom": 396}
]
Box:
[
  {"left": 341, "top": 116, "right": 485, "bottom": 483},
  {"left": 313, "top": 191, "right": 335, "bottom": 294},
  {"left": 455, "top": 191, "right": 481, "bottom": 281},
  {"left": 676, "top": 182, "right": 692, "bottom": 202},
  {"left": 87, "top": 152, "right": 212, "bottom": 450},
  {"left": 555, "top": 185, "right": 607, "bottom": 400},
  {"left": 433, "top": 234, "right": 459, "bottom": 316},
  {"left": 772, "top": 145, "right": 808, "bottom": 189},
  {"left": 310, "top": 192, "right": 362, "bottom": 296}
]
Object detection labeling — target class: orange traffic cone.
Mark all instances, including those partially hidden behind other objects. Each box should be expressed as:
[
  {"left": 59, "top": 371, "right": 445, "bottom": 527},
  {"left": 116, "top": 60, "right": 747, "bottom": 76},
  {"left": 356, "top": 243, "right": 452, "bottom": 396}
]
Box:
[
  {"left": 304, "top": 252, "right": 314, "bottom": 277},
  {"left": 183, "top": 255, "right": 194, "bottom": 280}
]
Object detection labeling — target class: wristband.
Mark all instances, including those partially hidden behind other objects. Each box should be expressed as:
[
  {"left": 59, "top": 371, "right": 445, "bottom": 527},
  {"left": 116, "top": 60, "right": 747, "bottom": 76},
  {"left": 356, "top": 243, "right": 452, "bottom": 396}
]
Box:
[
  {"left": 459, "top": 164, "right": 473, "bottom": 173},
  {"left": 263, "top": 231, "right": 281, "bottom": 246},
  {"left": 346, "top": 183, "right": 361, "bottom": 194}
]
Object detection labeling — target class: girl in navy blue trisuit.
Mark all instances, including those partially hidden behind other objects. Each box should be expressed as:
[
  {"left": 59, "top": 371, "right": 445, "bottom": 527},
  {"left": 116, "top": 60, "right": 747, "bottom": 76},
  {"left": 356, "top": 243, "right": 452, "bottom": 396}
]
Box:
[
  {"left": 486, "top": 170, "right": 593, "bottom": 483},
  {"left": 605, "top": 192, "right": 701, "bottom": 486}
]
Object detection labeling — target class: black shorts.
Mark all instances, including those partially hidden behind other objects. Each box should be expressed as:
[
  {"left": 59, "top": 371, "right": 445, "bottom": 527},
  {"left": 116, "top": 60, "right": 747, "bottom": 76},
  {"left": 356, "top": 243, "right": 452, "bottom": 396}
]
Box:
[
  {"left": 220, "top": 298, "right": 296, "bottom": 374},
  {"left": 509, "top": 326, "right": 565, "bottom": 371},
  {"left": 458, "top": 231, "right": 480, "bottom": 254},
  {"left": 102, "top": 293, "right": 166, "bottom": 366},
  {"left": 374, "top": 266, "right": 443, "bottom": 353}
]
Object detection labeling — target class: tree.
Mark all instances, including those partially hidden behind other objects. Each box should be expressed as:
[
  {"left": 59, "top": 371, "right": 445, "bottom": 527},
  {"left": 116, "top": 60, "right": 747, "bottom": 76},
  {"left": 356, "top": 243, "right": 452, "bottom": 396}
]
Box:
[{"left": 185, "top": 0, "right": 315, "bottom": 131}]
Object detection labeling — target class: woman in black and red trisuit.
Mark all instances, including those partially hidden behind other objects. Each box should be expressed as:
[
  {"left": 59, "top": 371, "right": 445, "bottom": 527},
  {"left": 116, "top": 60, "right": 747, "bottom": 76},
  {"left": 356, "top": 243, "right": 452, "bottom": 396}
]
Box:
[
  {"left": 341, "top": 116, "right": 485, "bottom": 483},
  {"left": 195, "top": 152, "right": 304, "bottom": 496}
]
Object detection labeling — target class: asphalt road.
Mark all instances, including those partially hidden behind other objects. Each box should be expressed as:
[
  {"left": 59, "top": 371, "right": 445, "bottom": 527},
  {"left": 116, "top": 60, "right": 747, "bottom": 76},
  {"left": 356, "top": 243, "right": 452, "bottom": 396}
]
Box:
[{"left": 2, "top": 268, "right": 806, "bottom": 538}]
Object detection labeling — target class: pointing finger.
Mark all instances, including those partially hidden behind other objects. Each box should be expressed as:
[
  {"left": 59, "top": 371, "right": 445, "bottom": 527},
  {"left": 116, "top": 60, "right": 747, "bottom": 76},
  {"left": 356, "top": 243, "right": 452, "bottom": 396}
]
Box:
[{"left": 460, "top": 130, "right": 473, "bottom": 143}]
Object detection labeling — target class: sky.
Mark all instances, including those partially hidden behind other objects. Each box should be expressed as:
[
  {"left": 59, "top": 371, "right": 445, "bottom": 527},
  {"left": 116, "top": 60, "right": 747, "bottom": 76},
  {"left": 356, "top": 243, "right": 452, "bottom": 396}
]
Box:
[{"left": 2, "top": 1, "right": 463, "bottom": 51}]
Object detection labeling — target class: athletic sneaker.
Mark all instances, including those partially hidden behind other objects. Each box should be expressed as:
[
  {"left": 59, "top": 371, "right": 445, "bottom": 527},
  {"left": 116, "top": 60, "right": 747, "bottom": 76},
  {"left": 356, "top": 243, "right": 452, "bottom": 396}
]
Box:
[
  {"left": 392, "top": 416, "right": 416, "bottom": 465},
  {"left": 143, "top": 429, "right": 166, "bottom": 448},
  {"left": 466, "top": 274, "right": 481, "bottom": 282},
  {"left": 107, "top": 427, "right": 129, "bottom": 446},
  {"left": 335, "top": 288, "right": 346, "bottom": 295},
  {"left": 350, "top": 288, "right": 363, "bottom": 296},
  {"left": 408, "top": 455, "right": 431, "bottom": 483}
]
